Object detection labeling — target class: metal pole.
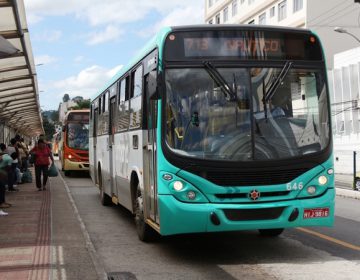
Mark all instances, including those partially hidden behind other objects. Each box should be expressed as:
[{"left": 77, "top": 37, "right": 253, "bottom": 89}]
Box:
[{"left": 353, "top": 151, "right": 357, "bottom": 190}]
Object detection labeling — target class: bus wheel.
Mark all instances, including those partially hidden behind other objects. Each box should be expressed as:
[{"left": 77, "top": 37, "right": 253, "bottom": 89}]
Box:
[
  {"left": 134, "top": 183, "right": 155, "bottom": 242},
  {"left": 258, "top": 228, "right": 284, "bottom": 237},
  {"left": 64, "top": 170, "right": 70, "bottom": 176},
  {"left": 99, "top": 170, "right": 111, "bottom": 206}
]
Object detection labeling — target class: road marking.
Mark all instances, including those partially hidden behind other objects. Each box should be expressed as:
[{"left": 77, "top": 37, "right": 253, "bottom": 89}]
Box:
[{"left": 297, "top": 227, "right": 360, "bottom": 251}]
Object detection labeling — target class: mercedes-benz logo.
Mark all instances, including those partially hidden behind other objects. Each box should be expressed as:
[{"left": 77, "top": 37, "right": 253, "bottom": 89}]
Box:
[{"left": 249, "top": 189, "right": 260, "bottom": 200}]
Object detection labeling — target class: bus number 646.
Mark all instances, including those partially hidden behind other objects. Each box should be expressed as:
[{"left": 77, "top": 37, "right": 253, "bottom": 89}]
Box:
[{"left": 286, "top": 182, "right": 304, "bottom": 191}]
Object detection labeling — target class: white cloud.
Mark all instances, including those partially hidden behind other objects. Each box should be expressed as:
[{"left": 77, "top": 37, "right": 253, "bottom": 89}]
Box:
[
  {"left": 87, "top": 25, "right": 124, "bottom": 45},
  {"left": 33, "top": 30, "right": 62, "bottom": 43},
  {"left": 24, "top": 0, "right": 204, "bottom": 27},
  {"left": 74, "top": 56, "right": 85, "bottom": 63},
  {"left": 53, "top": 64, "right": 123, "bottom": 99},
  {"left": 35, "top": 55, "right": 58, "bottom": 65},
  {"left": 139, "top": 6, "right": 204, "bottom": 38}
]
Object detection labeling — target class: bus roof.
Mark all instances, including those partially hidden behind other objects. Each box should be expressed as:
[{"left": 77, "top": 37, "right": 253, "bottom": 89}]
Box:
[
  {"left": 64, "top": 109, "right": 90, "bottom": 116},
  {"left": 90, "top": 24, "right": 316, "bottom": 102}
]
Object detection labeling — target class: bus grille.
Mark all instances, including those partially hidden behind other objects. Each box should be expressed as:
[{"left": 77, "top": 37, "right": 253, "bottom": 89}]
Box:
[
  {"left": 223, "top": 207, "right": 285, "bottom": 221},
  {"left": 215, "top": 191, "right": 290, "bottom": 199},
  {"left": 188, "top": 168, "right": 309, "bottom": 186}
]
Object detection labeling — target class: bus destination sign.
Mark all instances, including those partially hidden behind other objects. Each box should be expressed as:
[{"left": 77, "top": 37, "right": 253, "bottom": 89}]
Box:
[
  {"left": 184, "top": 37, "right": 283, "bottom": 58},
  {"left": 164, "top": 31, "right": 322, "bottom": 61}
]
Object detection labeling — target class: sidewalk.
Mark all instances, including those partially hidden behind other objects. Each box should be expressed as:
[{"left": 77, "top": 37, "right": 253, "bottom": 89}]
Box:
[
  {"left": 334, "top": 173, "right": 360, "bottom": 200},
  {"left": 0, "top": 168, "right": 102, "bottom": 280}
]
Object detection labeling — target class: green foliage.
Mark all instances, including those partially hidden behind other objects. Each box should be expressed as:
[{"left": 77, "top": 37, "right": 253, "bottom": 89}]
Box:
[
  {"left": 41, "top": 112, "right": 55, "bottom": 140},
  {"left": 63, "top": 93, "right": 70, "bottom": 102},
  {"left": 70, "top": 99, "right": 90, "bottom": 109},
  {"left": 50, "top": 110, "right": 60, "bottom": 123}
]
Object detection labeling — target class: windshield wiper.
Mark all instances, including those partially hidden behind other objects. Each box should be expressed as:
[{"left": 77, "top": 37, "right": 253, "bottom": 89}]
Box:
[
  {"left": 203, "top": 61, "right": 237, "bottom": 101},
  {"left": 264, "top": 61, "right": 293, "bottom": 103}
]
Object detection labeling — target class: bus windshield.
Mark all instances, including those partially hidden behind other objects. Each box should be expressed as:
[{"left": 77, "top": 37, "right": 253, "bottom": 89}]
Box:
[
  {"left": 165, "top": 66, "right": 330, "bottom": 161},
  {"left": 67, "top": 123, "right": 89, "bottom": 150}
]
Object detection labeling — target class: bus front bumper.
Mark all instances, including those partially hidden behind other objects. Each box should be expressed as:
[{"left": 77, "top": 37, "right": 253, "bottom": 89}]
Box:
[
  {"left": 157, "top": 188, "right": 335, "bottom": 236},
  {"left": 64, "top": 159, "right": 89, "bottom": 171}
]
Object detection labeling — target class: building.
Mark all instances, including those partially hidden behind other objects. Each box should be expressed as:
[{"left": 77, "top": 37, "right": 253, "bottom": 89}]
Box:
[
  {"left": 58, "top": 100, "right": 77, "bottom": 124},
  {"left": 204, "top": 0, "right": 360, "bottom": 69},
  {"left": 328, "top": 47, "right": 360, "bottom": 174}
]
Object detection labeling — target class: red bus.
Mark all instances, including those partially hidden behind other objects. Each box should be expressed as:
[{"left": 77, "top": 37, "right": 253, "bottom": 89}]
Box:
[{"left": 59, "top": 109, "right": 90, "bottom": 176}]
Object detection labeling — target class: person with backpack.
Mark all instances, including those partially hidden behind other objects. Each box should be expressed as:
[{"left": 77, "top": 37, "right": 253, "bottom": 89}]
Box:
[
  {"left": 5, "top": 138, "right": 19, "bottom": 192},
  {"left": 0, "top": 145, "right": 13, "bottom": 214},
  {"left": 30, "top": 139, "right": 54, "bottom": 191}
]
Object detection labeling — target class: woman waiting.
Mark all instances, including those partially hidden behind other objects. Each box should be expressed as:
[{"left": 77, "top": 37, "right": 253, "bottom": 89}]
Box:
[{"left": 30, "top": 139, "right": 54, "bottom": 191}]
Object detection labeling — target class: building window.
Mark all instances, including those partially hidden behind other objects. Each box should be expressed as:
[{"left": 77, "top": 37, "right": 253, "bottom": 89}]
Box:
[
  {"left": 259, "top": 12, "right": 266, "bottom": 24},
  {"left": 248, "top": 19, "right": 255, "bottom": 24},
  {"left": 293, "top": 0, "right": 303, "bottom": 12},
  {"left": 223, "top": 7, "right": 229, "bottom": 22},
  {"left": 209, "top": 19, "right": 213, "bottom": 24},
  {"left": 232, "top": 0, "right": 238, "bottom": 17},
  {"left": 270, "top": 6, "right": 275, "bottom": 17},
  {"left": 209, "top": 0, "right": 213, "bottom": 8},
  {"left": 278, "top": 0, "right": 287, "bottom": 21},
  {"left": 216, "top": 13, "right": 220, "bottom": 24}
]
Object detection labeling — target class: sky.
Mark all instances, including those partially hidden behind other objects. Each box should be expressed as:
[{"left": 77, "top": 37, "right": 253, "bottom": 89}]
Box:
[{"left": 23, "top": 0, "right": 204, "bottom": 110}]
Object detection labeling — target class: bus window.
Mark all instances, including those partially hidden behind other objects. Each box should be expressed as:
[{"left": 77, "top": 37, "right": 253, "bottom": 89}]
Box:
[
  {"left": 103, "top": 91, "right": 109, "bottom": 112},
  {"left": 68, "top": 123, "right": 89, "bottom": 150},
  {"left": 119, "top": 78, "right": 126, "bottom": 104},
  {"left": 93, "top": 108, "right": 98, "bottom": 137},
  {"left": 130, "top": 65, "right": 143, "bottom": 128},
  {"left": 118, "top": 77, "right": 130, "bottom": 131}
]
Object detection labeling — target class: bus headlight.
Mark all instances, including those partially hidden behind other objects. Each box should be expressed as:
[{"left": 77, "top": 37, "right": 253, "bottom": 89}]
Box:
[
  {"left": 307, "top": 186, "right": 316, "bottom": 195},
  {"left": 173, "top": 181, "right": 184, "bottom": 191},
  {"left": 186, "top": 191, "right": 196, "bottom": 200},
  {"left": 318, "top": 175, "right": 328, "bottom": 185},
  {"left": 162, "top": 173, "right": 173, "bottom": 181}
]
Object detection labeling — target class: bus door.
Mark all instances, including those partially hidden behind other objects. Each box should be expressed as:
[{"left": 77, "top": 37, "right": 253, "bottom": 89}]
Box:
[
  {"left": 145, "top": 77, "right": 158, "bottom": 223},
  {"left": 93, "top": 108, "right": 98, "bottom": 184},
  {"left": 109, "top": 97, "right": 116, "bottom": 197}
]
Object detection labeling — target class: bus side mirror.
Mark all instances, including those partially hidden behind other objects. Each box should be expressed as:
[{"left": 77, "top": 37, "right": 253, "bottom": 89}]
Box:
[{"left": 147, "top": 70, "right": 160, "bottom": 100}]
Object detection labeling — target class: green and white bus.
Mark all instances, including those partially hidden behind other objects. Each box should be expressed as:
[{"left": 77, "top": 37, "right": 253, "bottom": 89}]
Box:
[{"left": 89, "top": 25, "right": 334, "bottom": 241}]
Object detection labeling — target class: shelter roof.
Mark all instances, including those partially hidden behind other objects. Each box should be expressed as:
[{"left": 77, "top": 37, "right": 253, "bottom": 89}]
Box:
[{"left": 0, "top": 0, "right": 43, "bottom": 136}]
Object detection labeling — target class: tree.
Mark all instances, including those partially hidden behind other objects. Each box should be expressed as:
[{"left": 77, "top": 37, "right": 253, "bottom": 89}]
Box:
[
  {"left": 42, "top": 112, "right": 55, "bottom": 140},
  {"left": 50, "top": 110, "right": 59, "bottom": 124},
  {"left": 63, "top": 93, "right": 70, "bottom": 102},
  {"left": 70, "top": 99, "right": 90, "bottom": 109}
]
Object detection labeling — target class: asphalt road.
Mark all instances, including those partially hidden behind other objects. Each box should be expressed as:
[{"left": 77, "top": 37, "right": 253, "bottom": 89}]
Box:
[{"left": 61, "top": 171, "right": 360, "bottom": 280}]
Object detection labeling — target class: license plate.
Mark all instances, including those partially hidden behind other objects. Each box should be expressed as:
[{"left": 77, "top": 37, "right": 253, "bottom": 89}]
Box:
[{"left": 303, "top": 208, "right": 330, "bottom": 219}]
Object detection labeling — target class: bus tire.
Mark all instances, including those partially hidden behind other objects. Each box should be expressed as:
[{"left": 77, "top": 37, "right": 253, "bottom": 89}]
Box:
[
  {"left": 99, "top": 169, "right": 111, "bottom": 206},
  {"left": 133, "top": 182, "right": 155, "bottom": 242},
  {"left": 64, "top": 170, "right": 70, "bottom": 176},
  {"left": 258, "top": 228, "right": 284, "bottom": 237}
]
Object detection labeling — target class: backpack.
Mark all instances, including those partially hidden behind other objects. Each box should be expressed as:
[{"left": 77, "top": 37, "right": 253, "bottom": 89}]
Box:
[{"left": 21, "top": 170, "right": 32, "bottom": 183}]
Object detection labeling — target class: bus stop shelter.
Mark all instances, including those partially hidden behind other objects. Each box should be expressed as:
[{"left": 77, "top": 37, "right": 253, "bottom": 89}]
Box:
[{"left": 0, "top": 0, "right": 43, "bottom": 142}]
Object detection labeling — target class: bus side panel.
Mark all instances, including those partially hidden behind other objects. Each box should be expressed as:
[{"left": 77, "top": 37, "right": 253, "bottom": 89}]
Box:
[
  {"left": 114, "top": 131, "right": 132, "bottom": 211},
  {"left": 127, "top": 129, "right": 144, "bottom": 211}
]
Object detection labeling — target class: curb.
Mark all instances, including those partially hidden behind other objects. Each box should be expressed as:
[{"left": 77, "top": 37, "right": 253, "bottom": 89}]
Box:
[
  {"left": 57, "top": 173, "right": 108, "bottom": 280},
  {"left": 335, "top": 187, "right": 360, "bottom": 200}
]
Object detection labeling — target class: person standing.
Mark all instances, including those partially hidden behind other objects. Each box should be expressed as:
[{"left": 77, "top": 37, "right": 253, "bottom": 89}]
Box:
[
  {"left": 5, "top": 138, "right": 19, "bottom": 192},
  {"left": 0, "top": 147, "right": 13, "bottom": 214},
  {"left": 30, "top": 139, "right": 54, "bottom": 191}
]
